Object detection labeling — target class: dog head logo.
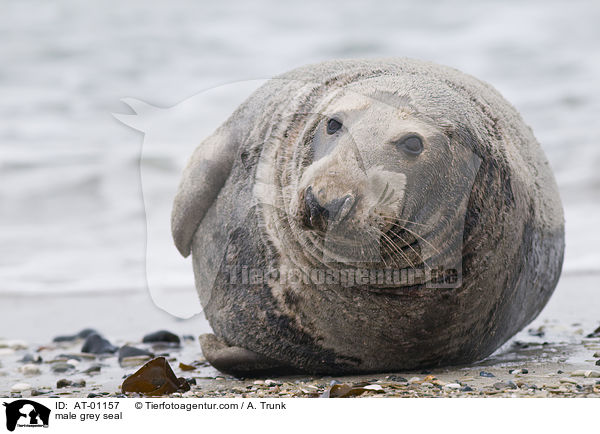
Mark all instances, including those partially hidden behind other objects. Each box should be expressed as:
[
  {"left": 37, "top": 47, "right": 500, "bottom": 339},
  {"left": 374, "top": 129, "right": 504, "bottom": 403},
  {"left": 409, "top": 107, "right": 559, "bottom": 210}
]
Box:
[{"left": 3, "top": 400, "right": 50, "bottom": 431}]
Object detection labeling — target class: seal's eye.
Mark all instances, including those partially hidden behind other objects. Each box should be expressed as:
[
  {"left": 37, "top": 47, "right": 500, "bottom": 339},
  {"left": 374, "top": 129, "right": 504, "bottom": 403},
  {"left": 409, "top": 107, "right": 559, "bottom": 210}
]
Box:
[
  {"left": 397, "top": 135, "right": 423, "bottom": 155},
  {"left": 326, "top": 118, "right": 343, "bottom": 135}
]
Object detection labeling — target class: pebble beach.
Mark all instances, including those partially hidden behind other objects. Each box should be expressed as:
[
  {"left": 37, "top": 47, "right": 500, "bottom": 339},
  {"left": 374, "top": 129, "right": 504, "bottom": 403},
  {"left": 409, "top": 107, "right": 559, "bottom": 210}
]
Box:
[
  {"left": 2, "top": 328, "right": 600, "bottom": 399},
  {"left": 1, "top": 273, "right": 599, "bottom": 398}
]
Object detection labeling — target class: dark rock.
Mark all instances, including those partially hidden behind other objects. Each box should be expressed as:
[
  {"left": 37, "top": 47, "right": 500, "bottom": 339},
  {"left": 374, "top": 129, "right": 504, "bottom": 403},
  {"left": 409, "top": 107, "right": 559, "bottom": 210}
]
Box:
[
  {"left": 77, "top": 329, "right": 98, "bottom": 338},
  {"left": 30, "top": 390, "right": 46, "bottom": 396},
  {"left": 81, "top": 334, "right": 118, "bottom": 354},
  {"left": 586, "top": 325, "right": 600, "bottom": 338},
  {"left": 511, "top": 341, "right": 530, "bottom": 349},
  {"left": 460, "top": 385, "right": 473, "bottom": 392},
  {"left": 53, "top": 336, "right": 75, "bottom": 343},
  {"left": 87, "top": 393, "right": 102, "bottom": 398},
  {"left": 118, "top": 346, "right": 154, "bottom": 363},
  {"left": 595, "top": 360, "right": 600, "bottom": 366},
  {"left": 493, "top": 381, "right": 517, "bottom": 390},
  {"left": 83, "top": 364, "right": 102, "bottom": 374},
  {"left": 185, "top": 378, "right": 197, "bottom": 385},
  {"left": 53, "top": 328, "right": 98, "bottom": 342},
  {"left": 522, "top": 368, "right": 529, "bottom": 374},
  {"left": 57, "top": 379, "right": 73, "bottom": 388},
  {"left": 479, "top": 371, "right": 495, "bottom": 378},
  {"left": 512, "top": 340, "right": 547, "bottom": 350},
  {"left": 386, "top": 375, "right": 407, "bottom": 382},
  {"left": 71, "top": 380, "right": 86, "bottom": 388},
  {"left": 121, "top": 357, "right": 190, "bottom": 396},
  {"left": 557, "top": 370, "right": 564, "bottom": 374},
  {"left": 527, "top": 326, "right": 545, "bottom": 338},
  {"left": 51, "top": 363, "right": 75, "bottom": 373},
  {"left": 19, "top": 354, "right": 42, "bottom": 364},
  {"left": 142, "top": 330, "right": 180, "bottom": 345}
]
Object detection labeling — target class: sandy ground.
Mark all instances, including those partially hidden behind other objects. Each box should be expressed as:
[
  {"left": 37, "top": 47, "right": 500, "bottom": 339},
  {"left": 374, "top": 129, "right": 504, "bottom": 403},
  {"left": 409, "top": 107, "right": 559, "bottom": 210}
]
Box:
[{"left": 1, "top": 273, "right": 599, "bottom": 398}]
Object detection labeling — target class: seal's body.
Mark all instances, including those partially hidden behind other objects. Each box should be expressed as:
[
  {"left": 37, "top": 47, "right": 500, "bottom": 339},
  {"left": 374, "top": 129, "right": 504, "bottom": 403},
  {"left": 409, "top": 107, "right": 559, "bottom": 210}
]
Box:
[{"left": 172, "top": 59, "right": 564, "bottom": 375}]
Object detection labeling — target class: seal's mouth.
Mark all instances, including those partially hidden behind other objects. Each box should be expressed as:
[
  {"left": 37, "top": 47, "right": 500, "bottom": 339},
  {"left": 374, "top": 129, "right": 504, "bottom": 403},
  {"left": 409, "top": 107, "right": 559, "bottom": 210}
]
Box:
[{"left": 386, "top": 227, "right": 419, "bottom": 250}]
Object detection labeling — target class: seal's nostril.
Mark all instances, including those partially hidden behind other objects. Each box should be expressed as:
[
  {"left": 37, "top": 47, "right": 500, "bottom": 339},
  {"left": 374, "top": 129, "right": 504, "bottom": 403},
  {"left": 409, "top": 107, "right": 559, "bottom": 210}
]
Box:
[
  {"left": 302, "top": 188, "right": 355, "bottom": 231},
  {"left": 303, "top": 186, "right": 329, "bottom": 231}
]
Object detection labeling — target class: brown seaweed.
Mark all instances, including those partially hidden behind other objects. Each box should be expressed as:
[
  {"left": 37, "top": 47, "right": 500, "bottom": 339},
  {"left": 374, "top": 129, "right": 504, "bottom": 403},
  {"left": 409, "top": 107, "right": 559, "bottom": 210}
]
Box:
[{"left": 121, "top": 357, "right": 190, "bottom": 396}]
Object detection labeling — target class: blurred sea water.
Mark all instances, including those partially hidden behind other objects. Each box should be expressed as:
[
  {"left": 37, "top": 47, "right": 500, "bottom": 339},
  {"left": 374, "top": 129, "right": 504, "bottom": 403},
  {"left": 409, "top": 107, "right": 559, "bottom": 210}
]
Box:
[{"left": 1, "top": 0, "right": 599, "bottom": 317}]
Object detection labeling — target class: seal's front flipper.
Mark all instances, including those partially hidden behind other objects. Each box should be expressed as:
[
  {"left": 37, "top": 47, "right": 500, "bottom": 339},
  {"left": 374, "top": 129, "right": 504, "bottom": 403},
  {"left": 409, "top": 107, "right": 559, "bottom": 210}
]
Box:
[
  {"left": 171, "top": 127, "right": 239, "bottom": 257},
  {"left": 199, "top": 334, "right": 297, "bottom": 377}
]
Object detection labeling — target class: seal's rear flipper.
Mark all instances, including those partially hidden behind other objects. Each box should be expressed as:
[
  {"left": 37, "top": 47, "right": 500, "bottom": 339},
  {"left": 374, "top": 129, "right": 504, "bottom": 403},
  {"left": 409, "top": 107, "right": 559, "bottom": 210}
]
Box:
[{"left": 199, "top": 333, "right": 298, "bottom": 377}]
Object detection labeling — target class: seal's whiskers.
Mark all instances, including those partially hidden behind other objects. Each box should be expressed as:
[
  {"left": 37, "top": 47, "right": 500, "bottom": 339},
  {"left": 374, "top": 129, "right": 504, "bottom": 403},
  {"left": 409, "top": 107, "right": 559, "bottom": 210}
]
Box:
[
  {"left": 380, "top": 218, "right": 442, "bottom": 256},
  {"left": 377, "top": 213, "right": 432, "bottom": 228},
  {"left": 378, "top": 230, "right": 416, "bottom": 269}
]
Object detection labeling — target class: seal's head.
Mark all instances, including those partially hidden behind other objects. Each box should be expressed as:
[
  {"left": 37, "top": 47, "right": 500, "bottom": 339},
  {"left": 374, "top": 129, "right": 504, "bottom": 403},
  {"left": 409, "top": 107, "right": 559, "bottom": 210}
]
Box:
[{"left": 286, "top": 76, "right": 477, "bottom": 270}]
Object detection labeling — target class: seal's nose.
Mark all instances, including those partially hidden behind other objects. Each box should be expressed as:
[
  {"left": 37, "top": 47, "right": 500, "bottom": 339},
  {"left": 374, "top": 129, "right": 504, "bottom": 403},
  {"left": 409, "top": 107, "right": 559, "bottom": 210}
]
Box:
[{"left": 302, "top": 186, "right": 355, "bottom": 232}]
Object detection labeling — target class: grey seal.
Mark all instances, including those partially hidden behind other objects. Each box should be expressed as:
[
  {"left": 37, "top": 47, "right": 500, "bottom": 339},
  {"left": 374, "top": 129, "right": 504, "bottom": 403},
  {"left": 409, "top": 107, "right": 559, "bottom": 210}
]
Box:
[{"left": 172, "top": 58, "right": 564, "bottom": 375}]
